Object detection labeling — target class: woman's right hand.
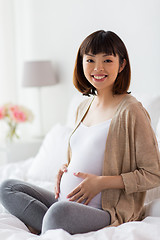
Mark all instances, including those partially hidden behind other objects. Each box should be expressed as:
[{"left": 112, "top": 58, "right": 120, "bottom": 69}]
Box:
[{"left": 54, "top": 163, "right": 68, "bottom": 199}]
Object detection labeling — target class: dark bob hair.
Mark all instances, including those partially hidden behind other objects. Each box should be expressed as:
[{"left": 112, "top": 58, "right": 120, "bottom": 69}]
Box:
[{"left": 73, "top": 30, "right": 131, "bottom": 96}]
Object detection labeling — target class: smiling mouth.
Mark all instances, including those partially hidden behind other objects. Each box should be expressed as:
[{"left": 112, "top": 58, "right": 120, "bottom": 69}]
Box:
[{"left": 91, "top": 75, "right": 108, "bottom": 81}]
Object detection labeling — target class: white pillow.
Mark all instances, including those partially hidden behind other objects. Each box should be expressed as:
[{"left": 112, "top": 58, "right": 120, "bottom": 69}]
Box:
[
  {"left": 145, "top": 118, "right": 160, "bottom": 204},
  {"left": 145, "top": 198, "right": 160, "bottom": 217},
  {"left": 27, "top": 124, "right": 72, "bottom": 182}
]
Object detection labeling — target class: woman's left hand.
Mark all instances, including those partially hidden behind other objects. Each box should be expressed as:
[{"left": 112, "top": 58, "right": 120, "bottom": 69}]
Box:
[{"left": 66, "top": 172, "right": 102, "bottom": 205}]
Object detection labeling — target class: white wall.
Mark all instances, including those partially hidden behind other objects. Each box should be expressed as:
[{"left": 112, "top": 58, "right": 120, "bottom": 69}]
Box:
[
  {"left": 0, "top": 0, "right": 17, "bottom": 103},
  {"left": 1, "top": 0, "right": 160, "bottom": 138}
]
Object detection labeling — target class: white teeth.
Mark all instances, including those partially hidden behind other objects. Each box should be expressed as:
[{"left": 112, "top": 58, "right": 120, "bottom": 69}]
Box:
[{"left": 93, "top": 75, "right": 106, "bottom": 79}]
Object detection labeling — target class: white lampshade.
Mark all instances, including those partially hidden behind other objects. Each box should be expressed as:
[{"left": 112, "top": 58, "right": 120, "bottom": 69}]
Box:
[{"left": 22, "top": 60, "right": 57, "bottom": 87}]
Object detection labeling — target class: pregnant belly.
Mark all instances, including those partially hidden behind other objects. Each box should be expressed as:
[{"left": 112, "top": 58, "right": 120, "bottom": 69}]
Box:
[
  {"left": 58, "top": 168, "right": 102, "bottom": 209},
  {"left": 59, "top": 169, "right": 82, "bottom": 201}
]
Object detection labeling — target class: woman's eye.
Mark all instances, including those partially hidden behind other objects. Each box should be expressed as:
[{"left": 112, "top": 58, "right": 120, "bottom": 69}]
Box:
[
  {"left": 86, "top": 59, "right": 94, "bottom": 63},
  {"left": 105, "top": 59, "right": 112, "bottom": 63}
]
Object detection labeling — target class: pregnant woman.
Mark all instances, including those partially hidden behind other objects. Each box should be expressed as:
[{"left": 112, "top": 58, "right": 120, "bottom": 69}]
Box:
[{"left": 0, "top": 30, "right": 160, "bottom": 235}]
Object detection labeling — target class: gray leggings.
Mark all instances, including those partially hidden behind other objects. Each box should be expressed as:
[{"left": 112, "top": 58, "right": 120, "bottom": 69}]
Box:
[{"left": 0, "top": 179, "right": 111, "bottom": 234}]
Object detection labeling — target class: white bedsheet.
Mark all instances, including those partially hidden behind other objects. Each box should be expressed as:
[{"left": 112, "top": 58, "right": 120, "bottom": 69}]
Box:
[
  {"left": 1, "top": 159, "right": 160, "bottom": 239},
  {"left": 0, "top": 213, "right": 160, "bottom": 240}
]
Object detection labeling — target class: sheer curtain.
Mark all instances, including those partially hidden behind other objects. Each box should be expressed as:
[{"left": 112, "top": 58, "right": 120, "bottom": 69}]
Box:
[{"left": 0, "top": 0, "right": 17, "bottom": 104}]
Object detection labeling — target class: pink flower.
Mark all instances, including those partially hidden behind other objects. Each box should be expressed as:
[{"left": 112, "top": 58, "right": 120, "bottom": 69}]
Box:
[
  {"left": 0, "top": 103, "right": 33, "bottom": 123},
  {"left": 0, "top": 107, "right": 5, "bottom": 119},
  {"left": 10, "top": 106, "right": 27, "bottom": 123}
]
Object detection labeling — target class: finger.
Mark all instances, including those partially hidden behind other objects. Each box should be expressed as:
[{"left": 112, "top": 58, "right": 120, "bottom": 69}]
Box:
[
  {"left": 67, "top": 185, "right": 81, "bottom": 199},
  {"left": 69, "top": 191, "right": 83, "bottom": 201},
  {"left": 54, "top": 184, "right": 59, "bottom": 195},
  {"left": 56, "top": 172, "right": 62, "bottom": 187},
  {"left": 58, "top": 169, "right": 63, "bottom": 176},
  {"left": 56, "top": 179, "right": 60, "bottom": 193},
  {"left": 73, "top": 172, "right": 87, "bottom": 179},
  {"left": 57, "top": 177, "right": 61, "bottom": 190},
  {"left": 56, "top": 171, "right": 63, "bottom": 192},
  {"left": 54, "top": 186, "right": 59, "bottom": 199},
  {"left": 62, "top": 164, "right": 68, "bottom": 172},
  {"left": 57, "top": 168, "right": 66, "bottom": 186},
  {"left": 55, "top": 182, "right": 60, "bottom": 199},
  {"left": 62, "top": 166, "right": 68, "bottom": 172},
  {"left": 76, "top": 195, "right": 87, "bottom": 203},
  {"left": 56, "top": 185, "right": 60, "bottom": 195},
  {"left": 84, "top": 198, "right": 91, "bottom": 205},
  {"left": 55, "top": 186, "right": 59, "bottom": 195},
  {"left": 55, "top": 193, "right": 59, "bottom": 199}
]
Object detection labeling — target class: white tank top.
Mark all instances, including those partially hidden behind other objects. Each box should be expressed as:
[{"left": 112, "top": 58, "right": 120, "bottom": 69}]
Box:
[{"left": 59, "top": 119, "right": 112, "bottom": 209}]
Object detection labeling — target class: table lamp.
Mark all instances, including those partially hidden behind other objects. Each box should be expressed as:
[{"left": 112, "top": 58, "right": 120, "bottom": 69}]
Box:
[{"left": 22, "top": 60, "right": 58, "bottom": 136}]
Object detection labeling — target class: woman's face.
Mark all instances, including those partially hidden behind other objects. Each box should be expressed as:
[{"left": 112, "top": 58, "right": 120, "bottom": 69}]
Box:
[{"left": 82, "top": 52, "right": 125, "bottom": 94}]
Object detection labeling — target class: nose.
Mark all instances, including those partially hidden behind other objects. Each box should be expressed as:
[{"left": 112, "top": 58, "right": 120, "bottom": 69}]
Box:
[{"left": 94, "top": 61, "right": 104, "bottom": 71}]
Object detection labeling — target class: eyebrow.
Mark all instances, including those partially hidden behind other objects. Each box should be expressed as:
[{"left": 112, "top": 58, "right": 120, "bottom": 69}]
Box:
[{"left": 85, "top": 53, "right": 112, "bottom": 57}]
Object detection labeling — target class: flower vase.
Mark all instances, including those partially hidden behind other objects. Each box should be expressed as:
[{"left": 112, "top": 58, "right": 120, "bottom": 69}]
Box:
[
  {"left": 0, "top": 102, "right": 34, "bottom": 144},
  {"left": 6, "top": 122, "right": 19, "bottom": 143}
]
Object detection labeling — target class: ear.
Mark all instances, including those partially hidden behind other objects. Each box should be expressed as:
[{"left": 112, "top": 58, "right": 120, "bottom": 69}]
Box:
[{"left": 119, "top": 59, "right": 126, "bottom": 73}]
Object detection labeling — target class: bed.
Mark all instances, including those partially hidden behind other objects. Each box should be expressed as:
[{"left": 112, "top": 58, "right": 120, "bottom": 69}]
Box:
[{"left": 0, "top": 93, "right": 160, "bottom": 240}]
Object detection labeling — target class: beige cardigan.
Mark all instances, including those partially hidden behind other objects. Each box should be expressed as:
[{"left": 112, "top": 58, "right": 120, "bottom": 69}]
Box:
[{"left": 67, "top": 94, "right": 160, "bottom": 226}]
